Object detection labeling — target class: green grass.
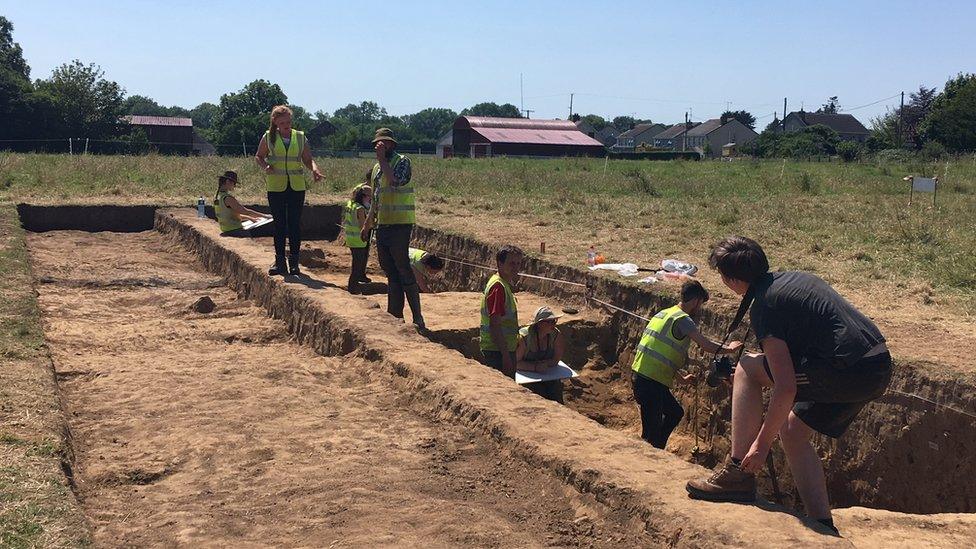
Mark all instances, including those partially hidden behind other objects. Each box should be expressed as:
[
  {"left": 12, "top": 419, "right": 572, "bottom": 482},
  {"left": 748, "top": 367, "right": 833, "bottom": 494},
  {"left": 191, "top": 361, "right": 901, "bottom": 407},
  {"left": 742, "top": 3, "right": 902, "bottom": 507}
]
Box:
[
  {"left": 0, "top": 201, "right": 91, "bottom": 548},
  {"left": 2, "top": 151, "right": 975, "bottom": 312}
]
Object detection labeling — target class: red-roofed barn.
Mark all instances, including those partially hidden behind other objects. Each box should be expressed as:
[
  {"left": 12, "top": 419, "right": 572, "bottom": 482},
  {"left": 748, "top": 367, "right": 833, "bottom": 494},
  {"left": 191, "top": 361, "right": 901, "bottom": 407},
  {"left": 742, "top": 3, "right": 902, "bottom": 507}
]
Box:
[{"left": 451, "top": 116, "right": 606, "bottom": 158}]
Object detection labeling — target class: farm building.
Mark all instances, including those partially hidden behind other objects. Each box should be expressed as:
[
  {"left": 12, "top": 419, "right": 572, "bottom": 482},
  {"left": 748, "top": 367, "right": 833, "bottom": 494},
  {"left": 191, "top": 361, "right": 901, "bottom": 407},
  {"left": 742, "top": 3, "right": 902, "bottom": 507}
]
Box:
[
  {"left": 451, "top": 116, "right": 606, "bottom": 157},
  {"left": 124, "top": 115, "right": 196, "bottom": 155},
  {"left": 782, "top": 111, "right": 869, "bottom": 142},
  {"left": 682, "top": 118, "right": 758, "bottom": 158},
  {"left": 436, "top": 130, "right": 453, "bottom": 158}
]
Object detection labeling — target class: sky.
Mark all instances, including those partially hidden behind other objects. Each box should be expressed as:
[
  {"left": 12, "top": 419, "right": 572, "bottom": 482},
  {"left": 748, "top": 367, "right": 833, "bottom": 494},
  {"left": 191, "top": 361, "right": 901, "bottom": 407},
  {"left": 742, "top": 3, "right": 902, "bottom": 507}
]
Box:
[{"left": 5, "top": 0, "right": 976, "bottom": 126}]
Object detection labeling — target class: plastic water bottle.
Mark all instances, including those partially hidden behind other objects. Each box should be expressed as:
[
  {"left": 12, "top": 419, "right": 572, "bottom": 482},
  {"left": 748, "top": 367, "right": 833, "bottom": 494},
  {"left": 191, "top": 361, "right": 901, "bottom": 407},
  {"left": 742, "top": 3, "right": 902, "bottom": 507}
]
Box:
[{"left": 197, "top": 197, "right": 205, "bottom": 218}]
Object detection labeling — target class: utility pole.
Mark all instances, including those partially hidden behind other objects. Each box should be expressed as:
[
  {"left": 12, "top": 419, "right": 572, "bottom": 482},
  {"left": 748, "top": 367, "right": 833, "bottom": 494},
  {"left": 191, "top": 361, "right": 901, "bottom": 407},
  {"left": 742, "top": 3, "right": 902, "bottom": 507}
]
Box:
[
  {"left": 783, "top": 97, "right": 787, "bottom": 129},
  {"left": 520, "top": 73, "right": 524, "bottom": 117},
  {"left": 683, "top": 111, "right": 688, "bottom": 151},
  {"left": 523, "top": 109, "right": 534, "bottom": 119},
  {"left": 726, "top": 101, "right": 732, "bottom": 112},
  {"left": 569, "top": 93, "right": 574, "bottom": 120},
  {"left": 898, "top": 91, "right": 905, "bottom": 148}
]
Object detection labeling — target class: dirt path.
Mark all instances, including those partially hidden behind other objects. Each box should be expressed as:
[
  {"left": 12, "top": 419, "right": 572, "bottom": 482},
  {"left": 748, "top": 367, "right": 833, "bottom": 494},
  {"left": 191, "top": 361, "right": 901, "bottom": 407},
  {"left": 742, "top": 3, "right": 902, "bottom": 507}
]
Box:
[{"left": 28, "top": 231, "right": 655, "bottom": 548}]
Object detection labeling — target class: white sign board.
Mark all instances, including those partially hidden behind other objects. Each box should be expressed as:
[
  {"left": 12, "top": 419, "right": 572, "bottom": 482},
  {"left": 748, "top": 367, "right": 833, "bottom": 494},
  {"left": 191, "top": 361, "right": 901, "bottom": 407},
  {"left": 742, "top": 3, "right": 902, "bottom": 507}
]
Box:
[
  {"left": 515, "top": 361, "right": 579, "bottom": 385},
  {"left": 912, "top": 177, "right": 937, "bottom": 193}
]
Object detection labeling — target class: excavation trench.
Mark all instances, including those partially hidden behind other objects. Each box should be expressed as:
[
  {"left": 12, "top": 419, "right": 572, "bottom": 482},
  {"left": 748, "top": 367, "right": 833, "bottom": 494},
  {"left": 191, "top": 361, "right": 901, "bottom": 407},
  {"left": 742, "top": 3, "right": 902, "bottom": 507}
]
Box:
[{"left": 17, "top": 204, "right": 976, "bottom": 547}]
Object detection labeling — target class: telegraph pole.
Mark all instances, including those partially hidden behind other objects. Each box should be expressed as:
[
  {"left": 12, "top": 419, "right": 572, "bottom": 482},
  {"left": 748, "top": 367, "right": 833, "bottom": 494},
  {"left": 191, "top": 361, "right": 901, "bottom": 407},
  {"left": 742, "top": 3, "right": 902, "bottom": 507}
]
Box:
[
  {"left": 520, "top": 73, "right": 524, "bottom": 117},
  {"left": 569, "top": 93, "right": 574, "bottom": 120},
  {"left": 898, "top": 91, "right": 905, "bottom": 147},
  {"left": 523, "top": 109, "right": 534, "bottom": 119},
  {"left": 783, "top": 97, "right": 787, "bottom": 129}
]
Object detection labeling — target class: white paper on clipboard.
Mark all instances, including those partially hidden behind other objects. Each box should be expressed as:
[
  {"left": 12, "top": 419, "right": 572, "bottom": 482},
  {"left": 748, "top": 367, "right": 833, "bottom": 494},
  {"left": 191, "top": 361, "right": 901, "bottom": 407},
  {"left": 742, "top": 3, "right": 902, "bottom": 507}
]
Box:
[
  {"left": 515, "top": 361, "right": 579, "bottom": 385},
  {"left": 241, "top": 217, "right": 273, "bottom": 230}
]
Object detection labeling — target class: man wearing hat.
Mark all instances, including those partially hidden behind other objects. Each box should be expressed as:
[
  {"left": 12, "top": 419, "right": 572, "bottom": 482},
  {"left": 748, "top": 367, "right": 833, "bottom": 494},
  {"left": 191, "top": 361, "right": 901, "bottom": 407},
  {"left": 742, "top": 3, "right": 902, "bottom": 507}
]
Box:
[
  {"left": 516, "top": 306, "right": 567, "bottom": 402},
  {"left": 362, "top": 128, "right": 425, "bottom": 330},
  {"left": 213, "top": 170, "right": 269, "bottom": 237}
]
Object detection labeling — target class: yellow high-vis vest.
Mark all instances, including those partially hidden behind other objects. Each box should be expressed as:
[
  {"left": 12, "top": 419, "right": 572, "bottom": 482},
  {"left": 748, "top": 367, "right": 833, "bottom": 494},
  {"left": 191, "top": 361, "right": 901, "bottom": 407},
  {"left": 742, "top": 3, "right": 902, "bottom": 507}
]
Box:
[
  {"left": 371, "top": 153, "right": 414, "bottom": 225},
  {"left": 480, "top": 273, "right": 519, "bottom": 352},
  {"left": 265, "top": 129, "right": 306, "bottom": 192},
  {"left": 343, "top": 200, "right": 367, "bottom": 248},
  {"left": 631, "top": 305, "right": 692, "bottom": 388},
  {"left": 213, "top": 190, "right": 243, "bottom": 233}
]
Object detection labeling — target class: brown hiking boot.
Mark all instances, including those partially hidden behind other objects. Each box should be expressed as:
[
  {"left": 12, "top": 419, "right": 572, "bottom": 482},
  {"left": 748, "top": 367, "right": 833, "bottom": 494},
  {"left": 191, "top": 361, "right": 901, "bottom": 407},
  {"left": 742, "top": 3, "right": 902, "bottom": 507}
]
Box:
[{"left": 686, "top": 458, "right": 757, "bottom": 503}]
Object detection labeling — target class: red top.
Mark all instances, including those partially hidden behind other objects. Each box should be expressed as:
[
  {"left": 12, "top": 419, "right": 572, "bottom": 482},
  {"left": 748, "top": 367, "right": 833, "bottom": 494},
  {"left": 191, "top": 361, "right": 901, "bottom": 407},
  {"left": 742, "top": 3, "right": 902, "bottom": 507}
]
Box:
[{"left": 486, "top": 281, "right": 507, "bottom": 317}]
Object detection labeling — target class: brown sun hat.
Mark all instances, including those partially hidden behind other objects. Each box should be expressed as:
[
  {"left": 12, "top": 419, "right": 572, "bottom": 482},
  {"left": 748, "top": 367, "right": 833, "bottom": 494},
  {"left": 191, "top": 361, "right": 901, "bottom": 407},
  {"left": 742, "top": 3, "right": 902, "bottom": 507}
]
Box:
[
  {"left": 218, "top": 170, "right": 239, "bottom": 184},
  {"left": 372, "top": 127, "right": 397, "bottom": 144}
]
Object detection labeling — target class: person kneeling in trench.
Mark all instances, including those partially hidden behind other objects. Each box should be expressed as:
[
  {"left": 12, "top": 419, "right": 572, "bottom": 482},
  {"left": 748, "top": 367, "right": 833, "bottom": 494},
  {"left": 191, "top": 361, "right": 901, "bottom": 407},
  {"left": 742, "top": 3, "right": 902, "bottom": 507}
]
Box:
[
  {"left": 631, "top": 280, "right": 741, "bottom": 450},
  {"left": 516, "top": 306, "right": 566, "bottom": 403},
  {"left": 213, "top": 170, "right": 270, "bottom": 237},
  {"left": 685, "top": 236, "right": 891, "bottom": 536},
  {"left": 408, "top": 248, "right": 445, "bottom": 293}
]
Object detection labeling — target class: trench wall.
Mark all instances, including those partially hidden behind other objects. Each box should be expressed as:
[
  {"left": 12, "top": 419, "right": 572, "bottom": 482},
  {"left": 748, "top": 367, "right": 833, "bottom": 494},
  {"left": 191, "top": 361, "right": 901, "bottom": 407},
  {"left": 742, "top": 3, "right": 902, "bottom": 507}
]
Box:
[
  {"left": 18, "top": 203, "right": 976, "bottom": 515},
  {"left": 409, "top": 225, "right": 976, "bottom": 515}
]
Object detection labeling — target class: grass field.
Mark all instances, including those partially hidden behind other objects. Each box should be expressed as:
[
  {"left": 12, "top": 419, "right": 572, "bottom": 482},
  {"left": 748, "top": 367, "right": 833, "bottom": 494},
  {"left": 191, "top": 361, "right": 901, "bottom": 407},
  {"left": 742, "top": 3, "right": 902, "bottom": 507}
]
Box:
[{"left": 3, "top": 151, "right": 975, "bottom": 314}]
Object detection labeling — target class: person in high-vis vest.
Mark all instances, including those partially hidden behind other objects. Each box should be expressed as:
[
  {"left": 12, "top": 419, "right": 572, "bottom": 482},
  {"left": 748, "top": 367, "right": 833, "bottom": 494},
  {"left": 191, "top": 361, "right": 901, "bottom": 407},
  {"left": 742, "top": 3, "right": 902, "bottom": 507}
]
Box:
[
  {"left": 361, "top": 128, "right": 425, "bottom": 329},
  {"left": 212, "top": 170, "right": 269, "bottom": 237},
  {"left": 479, "top": 245, "right": 524, "bottom": 378},
  {"left": 254, "top": 105, "right": 324, "bottom": 276},
  {"left": 408, "top": 247, "right": 445, "bottom": 293},
  {"left": 631, "top": 280, "right": 742, "bottom": 450},
  {"left": 344, "top": 174, "right": 372, "bottom": 294},
  {"left": 516, "top": 306, "right": 567, "bottom": 403}
]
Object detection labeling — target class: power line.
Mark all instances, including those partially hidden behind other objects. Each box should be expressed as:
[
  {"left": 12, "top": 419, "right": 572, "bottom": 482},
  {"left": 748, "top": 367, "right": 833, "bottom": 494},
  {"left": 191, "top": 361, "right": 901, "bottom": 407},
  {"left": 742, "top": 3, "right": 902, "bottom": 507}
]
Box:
[{"left": 839, "top": 93, "right": 902, "bottom": 112}]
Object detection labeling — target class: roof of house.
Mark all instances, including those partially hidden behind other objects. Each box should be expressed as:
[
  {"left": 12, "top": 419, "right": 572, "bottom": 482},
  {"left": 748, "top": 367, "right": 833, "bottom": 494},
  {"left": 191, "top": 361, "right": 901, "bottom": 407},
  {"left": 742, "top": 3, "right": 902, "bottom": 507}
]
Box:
[
  {"left": 595, "top": 126, "right": 619, "bottom": 139},
  {"left": 455, "top": 116, "right": 604, "bottom": 147},
  {"left": 787, "top": 112, "right": 869, "bottom": 134},
  {"left": 617, "top": 123, "right": 666, "bottom": 139},
  {"left": 124, "top": 115, "right": 193, "bottom": 127},
  {"left": 684, "top": 118, "right": 724, "bottom": 137},
  {"left": 654, "top": 123, "right": 697, "bottom": 139}
]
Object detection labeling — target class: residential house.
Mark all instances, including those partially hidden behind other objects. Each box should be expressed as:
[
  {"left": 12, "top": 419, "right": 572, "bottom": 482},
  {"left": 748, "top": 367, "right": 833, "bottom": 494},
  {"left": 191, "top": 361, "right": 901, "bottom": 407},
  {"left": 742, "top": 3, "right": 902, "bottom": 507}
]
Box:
[
  {"left": 613, "top": 123, "right": 667, "bottom": 151},
  {"left": 683, "top": 118, "right": 758, "bottom": 158},
  {"left": 782, "top": 111, "right": 869, "bottom": 142},
  {"left": 652, "top": 123, "right": 699, "bottom": 150},
  {"left": 594, "top": 125, "right": 619, "bottom": 148}
]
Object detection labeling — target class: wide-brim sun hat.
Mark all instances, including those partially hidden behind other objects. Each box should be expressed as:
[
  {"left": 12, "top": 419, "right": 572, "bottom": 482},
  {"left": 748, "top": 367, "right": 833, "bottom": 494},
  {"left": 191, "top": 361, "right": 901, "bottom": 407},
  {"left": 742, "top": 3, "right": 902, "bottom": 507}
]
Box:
[{"left": 530, "top": 306, "right": 562, "bottom": 325}]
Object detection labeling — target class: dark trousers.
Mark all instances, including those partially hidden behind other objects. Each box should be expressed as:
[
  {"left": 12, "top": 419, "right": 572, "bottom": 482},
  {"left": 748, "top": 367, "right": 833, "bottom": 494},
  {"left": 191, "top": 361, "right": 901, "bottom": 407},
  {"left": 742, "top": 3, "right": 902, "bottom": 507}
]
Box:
[
  {"left": 482, "top": 350, "right": 516, "bottom": 379},
  {"left": 267, "top": 187, "right": 305, "bottom": 264},
  {"left": 529, "top": 380, "right": 564, "bottom": 403},
  {"left": 348, "top": 246, "right": 370, "bottom": 293},
  {"left": 376, "top": 224, "right": 421, "bottom": 321},
  {"left": 632, "top": 372, "right": 684, "bottom": 449}
]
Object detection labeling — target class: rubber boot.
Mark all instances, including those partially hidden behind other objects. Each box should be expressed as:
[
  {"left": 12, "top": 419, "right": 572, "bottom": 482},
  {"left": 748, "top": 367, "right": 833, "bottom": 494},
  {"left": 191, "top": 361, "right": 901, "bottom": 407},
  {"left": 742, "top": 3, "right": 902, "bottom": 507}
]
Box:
[{"left": 404, "top": 284, "right": 425, "bottom": 330}]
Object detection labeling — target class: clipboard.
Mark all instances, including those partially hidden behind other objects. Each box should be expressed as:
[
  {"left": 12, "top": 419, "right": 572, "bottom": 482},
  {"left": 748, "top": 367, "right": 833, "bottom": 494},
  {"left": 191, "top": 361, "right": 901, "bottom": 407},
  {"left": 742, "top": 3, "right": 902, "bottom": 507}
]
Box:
[{"left": 242, "top": 217, "right": 273, "bottom": 231}]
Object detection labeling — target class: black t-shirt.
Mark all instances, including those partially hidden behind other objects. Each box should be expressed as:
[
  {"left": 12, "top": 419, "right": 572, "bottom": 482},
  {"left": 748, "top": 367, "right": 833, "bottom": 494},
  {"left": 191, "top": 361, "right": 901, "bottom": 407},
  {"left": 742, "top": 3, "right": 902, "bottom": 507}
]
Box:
[{"left": 750, "top": 271, "right": 884, "bottom": 366}]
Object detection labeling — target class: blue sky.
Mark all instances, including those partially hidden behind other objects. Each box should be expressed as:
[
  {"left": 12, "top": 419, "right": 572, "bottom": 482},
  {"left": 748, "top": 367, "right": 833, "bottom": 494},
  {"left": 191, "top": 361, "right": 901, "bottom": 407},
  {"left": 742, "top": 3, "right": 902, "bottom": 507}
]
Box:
[{"left": 5, "top": 1, "right": 975, "bottom": 125}]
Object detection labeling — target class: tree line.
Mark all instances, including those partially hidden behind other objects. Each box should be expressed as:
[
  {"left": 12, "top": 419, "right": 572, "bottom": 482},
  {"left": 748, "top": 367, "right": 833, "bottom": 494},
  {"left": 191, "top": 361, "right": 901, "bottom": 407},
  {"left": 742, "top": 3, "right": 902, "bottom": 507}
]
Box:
[{"left": 3, "top": 15, "right": 973, "bottom": 157}]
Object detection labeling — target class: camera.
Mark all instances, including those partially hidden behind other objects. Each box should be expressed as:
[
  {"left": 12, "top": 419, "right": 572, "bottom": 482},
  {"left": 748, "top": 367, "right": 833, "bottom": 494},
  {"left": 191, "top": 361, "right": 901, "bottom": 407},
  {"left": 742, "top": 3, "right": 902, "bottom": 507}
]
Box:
[{"left": 706, "top": 355, "right": 735, "bottom": 387}]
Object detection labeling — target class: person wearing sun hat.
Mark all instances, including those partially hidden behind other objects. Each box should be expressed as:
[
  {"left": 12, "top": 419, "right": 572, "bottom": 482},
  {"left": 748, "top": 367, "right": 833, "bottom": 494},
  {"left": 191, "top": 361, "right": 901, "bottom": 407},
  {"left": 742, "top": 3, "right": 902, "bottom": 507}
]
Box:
[
  {"left": 516, "top": 305, "right": 567, "bottom": 402},
  {"left": 361, "top": 127, "right": 425, "bottom": 330},
  {"left": 212, "top": 170, "right": 269, "bottom": 237}
]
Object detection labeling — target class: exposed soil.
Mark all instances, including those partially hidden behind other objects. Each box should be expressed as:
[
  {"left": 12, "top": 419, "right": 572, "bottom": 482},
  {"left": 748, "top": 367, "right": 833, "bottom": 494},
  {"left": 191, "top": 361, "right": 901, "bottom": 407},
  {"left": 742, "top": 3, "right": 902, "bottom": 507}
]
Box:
[{"left": 27, "top": 231, "right": 656, "bottom": 548}]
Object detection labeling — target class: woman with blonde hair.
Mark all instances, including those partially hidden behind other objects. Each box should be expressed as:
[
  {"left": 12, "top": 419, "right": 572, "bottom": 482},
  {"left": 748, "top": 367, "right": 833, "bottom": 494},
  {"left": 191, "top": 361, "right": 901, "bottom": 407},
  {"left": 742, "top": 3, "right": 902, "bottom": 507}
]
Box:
[{"left": 254, "top": 105, "right": 324, "bottom": 275}]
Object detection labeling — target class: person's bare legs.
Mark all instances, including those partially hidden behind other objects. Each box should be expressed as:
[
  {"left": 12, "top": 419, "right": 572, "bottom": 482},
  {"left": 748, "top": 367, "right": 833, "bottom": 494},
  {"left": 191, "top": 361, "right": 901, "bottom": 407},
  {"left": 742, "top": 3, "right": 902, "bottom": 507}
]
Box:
[
  {"left": 780, "top": 413, "right": 831, "bottom": 520},
  {"left": 731, "top": 353, "right": 772, "bottom": 459}
]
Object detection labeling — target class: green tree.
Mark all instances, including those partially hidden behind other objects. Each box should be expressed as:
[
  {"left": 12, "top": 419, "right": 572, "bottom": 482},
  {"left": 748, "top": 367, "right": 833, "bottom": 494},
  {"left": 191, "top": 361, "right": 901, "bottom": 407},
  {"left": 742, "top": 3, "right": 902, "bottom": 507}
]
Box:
[
  {"left": 817, "top": 96, "right": 840, "bottom": 114},
  {"left": 34, "top": 60, "right": 125, "bottom": 140},
  {"left": 0, "top": 16, "right": 29, "bottom": 81},
  {"left": 923, "top": 73, "right": 976, "bottom": 152},
  {"left": 405, "top": 107, "right": 457, "bottom": 139},
  {"left": 0, "top": 16, "right": 34, "bottom": 141},
  {"left": 332, "top": 101, "right": 387, "bottom": 125},
  {"left": 579, "top": 114, "right": 608, "bottom": 132},
  {"left": 720, "top": 109, "right": 756, "bottom": 129},
  {"left": 460, "top": 102, "right": 521, "bottom": 118},
  {"left": 211, "top": 80, "right": 288, "bottom": 147},
  {"left": 836, "top": 141, "right": 861, "bottom": 162},
  {"left": 189, "top": 102, "right": 218, "bottom": 129},
  {"left": 122, "top": 94, "right": 166, "bottom": 115}
]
